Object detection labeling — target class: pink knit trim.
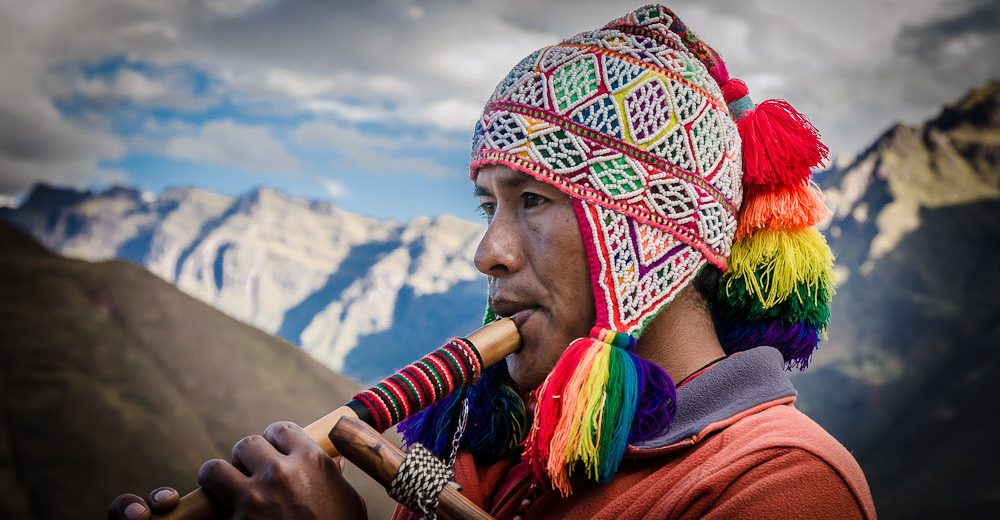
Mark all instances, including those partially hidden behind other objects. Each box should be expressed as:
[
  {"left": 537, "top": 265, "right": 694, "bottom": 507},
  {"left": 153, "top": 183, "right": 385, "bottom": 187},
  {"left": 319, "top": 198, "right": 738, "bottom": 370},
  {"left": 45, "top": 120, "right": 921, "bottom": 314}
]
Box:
[{"left": 571, "top": 198, "right": 611, "bottom": 329}]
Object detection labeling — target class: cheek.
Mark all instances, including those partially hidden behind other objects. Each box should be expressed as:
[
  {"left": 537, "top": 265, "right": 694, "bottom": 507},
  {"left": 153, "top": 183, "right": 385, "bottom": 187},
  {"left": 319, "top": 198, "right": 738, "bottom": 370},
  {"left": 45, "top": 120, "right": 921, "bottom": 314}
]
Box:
[
  {"left": 535, "top": 206, "right": 595, "bottom": 336},
  {"left": 508, "top": 201, "right": 596, "bottom": 389}
]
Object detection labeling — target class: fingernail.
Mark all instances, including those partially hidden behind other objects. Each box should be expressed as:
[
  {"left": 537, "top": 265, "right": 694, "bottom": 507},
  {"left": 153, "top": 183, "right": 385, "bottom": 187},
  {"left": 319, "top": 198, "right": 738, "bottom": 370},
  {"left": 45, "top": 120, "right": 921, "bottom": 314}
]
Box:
[
  {"left": 124, "top": 502, "right": 146, "bottom": 520},
  {"left": 153, "top": 488, "right": 175, "bottom": 503}
]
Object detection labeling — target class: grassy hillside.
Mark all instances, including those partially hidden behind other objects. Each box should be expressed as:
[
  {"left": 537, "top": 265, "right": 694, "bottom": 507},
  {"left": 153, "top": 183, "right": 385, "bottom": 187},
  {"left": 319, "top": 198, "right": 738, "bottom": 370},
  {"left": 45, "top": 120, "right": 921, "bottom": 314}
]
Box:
[{"left": 0, "top": 222, "right": 397, "bottom": 519}]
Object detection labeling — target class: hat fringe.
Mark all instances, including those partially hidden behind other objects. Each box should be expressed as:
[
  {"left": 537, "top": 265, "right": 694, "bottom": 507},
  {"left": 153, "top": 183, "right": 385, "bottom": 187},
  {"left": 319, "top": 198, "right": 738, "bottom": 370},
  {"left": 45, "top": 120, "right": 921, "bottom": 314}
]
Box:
[
  {"left": 717, "top": 82, "right": 836, "bottom": 369},
  {"left": 725, "top": 228, "right": 835, "bottom": 309}
]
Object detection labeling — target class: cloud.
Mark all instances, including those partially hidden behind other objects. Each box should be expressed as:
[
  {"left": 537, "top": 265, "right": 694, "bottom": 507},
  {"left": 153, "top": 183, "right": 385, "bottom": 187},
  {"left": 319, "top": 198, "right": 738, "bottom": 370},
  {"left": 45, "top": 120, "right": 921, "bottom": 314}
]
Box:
[
  {"left": 1, "top": 0, "right": 997, "bottom": 198},
  {"left": 321, "top": 178, "right": 348, "bottom": 198},
  {"left": 264, "top": 68, "right": 408, "bottom": 99},
  {"left": 163, "top": 120, "right": 299, "bottom": 173},
  {"left": 0, "top": 99, "right": 126, "bottom": 193},
  {"left": 57, "top": 64, "right": 218, "bottom": 112},
  {"left": 292, "top": 120, "right": 461, "bottom": 178},
  {"left": 892, "top": 0, "right": 1000, "bottom": 105},
  {"left": 293, "top": 120, "right": 464, "bottom": 152},
  {"left": 201, "top": 0, "right": 278, "bottom": 19}
]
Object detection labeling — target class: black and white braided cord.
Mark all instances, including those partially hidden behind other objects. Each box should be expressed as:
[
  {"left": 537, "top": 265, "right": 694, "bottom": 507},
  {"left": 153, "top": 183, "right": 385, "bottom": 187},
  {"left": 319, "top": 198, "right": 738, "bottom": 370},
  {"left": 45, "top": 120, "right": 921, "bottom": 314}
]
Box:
[{"left": 389, "top": 443, "right": 456, "bottom": 519}]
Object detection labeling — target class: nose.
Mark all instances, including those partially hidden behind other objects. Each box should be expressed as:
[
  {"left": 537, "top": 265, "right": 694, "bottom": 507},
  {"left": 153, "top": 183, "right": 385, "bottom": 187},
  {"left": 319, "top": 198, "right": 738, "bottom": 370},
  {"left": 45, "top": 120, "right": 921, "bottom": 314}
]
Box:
[{"left": 474, "top": 207, "right": 524, "bottom": 278}]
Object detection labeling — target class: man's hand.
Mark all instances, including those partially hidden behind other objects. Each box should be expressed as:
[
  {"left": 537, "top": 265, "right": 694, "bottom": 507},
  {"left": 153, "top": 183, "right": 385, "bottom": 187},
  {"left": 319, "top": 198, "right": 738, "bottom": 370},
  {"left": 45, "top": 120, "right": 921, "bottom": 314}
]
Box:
[
  {"left": 107, "top": 487, "right": 179, "bottom": 520},
  {"left": 107, "top": 421, "right": 366, "bottom": 520}
]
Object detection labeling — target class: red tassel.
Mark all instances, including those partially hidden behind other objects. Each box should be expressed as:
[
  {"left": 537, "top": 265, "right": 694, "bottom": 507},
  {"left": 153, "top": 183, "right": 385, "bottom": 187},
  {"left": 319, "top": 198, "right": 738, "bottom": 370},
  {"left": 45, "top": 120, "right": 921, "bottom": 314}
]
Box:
[{"left": 737, "top": 99, "right": 829, "bottom": 187}]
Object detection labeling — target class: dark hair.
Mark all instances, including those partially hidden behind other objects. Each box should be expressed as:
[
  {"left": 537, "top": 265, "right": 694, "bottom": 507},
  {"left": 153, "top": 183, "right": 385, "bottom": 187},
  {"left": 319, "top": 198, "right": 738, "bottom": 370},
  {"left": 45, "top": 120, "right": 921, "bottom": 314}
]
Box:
[{"left": 693, "top": 264, "right": 721, "bottom": 310}]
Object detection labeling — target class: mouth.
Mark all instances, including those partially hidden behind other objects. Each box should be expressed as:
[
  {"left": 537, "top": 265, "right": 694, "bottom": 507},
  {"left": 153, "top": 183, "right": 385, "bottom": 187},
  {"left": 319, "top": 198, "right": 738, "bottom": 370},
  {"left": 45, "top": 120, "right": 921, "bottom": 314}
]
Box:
[{"left": 491, "top": 300, "right": 541, "bottom": 333}]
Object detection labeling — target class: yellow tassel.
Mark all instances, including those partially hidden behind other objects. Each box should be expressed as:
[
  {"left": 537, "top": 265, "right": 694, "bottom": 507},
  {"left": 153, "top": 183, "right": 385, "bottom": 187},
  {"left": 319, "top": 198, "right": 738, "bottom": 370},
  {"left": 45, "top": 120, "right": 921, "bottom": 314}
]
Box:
[
  {"left": 726, "top": 228, "right": 834, "bottom": 308},
  {"left": 573, "top": 344, "right": 611, "bottom": 479}
]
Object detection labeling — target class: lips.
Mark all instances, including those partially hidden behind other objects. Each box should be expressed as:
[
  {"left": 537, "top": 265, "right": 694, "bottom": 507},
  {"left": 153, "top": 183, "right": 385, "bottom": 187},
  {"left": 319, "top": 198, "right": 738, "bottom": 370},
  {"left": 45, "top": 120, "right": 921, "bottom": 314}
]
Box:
[{"left": 490, "top": 298, "right": 540, "bottom": 331}]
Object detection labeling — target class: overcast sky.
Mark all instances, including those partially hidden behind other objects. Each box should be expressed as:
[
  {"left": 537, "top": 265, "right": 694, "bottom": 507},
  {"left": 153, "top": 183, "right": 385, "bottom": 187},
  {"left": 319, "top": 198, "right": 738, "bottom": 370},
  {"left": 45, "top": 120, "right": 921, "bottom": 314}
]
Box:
[{"left": 0, "top": 0, "right": 997, "bottom": 220}]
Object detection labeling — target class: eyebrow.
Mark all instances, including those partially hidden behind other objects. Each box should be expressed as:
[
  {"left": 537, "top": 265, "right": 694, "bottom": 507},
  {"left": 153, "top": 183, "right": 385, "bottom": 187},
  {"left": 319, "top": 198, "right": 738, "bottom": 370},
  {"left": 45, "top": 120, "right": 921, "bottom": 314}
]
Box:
[{"left": 473, "top": 173, "right": 531, "bottom": 197}]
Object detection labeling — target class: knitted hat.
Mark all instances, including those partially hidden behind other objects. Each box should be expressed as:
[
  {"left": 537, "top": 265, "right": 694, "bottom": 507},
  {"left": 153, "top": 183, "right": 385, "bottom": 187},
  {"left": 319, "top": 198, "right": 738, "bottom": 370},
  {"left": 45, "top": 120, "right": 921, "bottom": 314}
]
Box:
[{"left": 402, "top": 4, "right": 834, "bottom": 496}]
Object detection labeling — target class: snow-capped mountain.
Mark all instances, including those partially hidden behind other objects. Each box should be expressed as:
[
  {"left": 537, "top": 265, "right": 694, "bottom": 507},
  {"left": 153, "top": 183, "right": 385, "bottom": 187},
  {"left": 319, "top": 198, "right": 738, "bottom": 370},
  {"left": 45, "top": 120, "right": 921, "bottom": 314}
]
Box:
[
  {"left": 3, "top": 79, "right": 999, "bottom": 517},
  {"left": 1, "top": 185, "right": 487, "bottom": 383}
]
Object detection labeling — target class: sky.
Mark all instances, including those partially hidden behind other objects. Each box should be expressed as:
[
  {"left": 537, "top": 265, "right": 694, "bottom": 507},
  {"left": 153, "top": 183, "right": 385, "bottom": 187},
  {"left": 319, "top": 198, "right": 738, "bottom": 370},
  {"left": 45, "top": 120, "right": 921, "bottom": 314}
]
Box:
[{"left": 0, "top": 0, "right": 997, "bottom": 221}]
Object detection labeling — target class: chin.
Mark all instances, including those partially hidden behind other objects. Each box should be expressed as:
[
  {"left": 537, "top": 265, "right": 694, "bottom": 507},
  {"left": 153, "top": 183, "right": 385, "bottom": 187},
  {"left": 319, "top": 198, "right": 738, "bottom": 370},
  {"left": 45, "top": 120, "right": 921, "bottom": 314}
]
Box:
[
  {"left": 507, "top": 358, "right": 547, "bottom": 390},
  {"left": 505, "top": 336, "right": 567, "bottom": 390}
]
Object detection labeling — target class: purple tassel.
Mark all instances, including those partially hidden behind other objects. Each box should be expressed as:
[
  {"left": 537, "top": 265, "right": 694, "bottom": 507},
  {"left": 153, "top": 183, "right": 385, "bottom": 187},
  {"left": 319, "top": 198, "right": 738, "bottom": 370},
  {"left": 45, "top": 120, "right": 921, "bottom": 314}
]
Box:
[
  {"left": 460, "top": 363, "right": 529, "bottom": 463},
  {"left": 397, "top": 386, "right": 465, "bottom": 458},
  {"left": 397, "top": 362, "right": 527, "bottom": 463},
  {"left": 718, "top": 319, "right": 819, "bottom": 370},
  {"left": 627, "top": 352, "right": 677, "bottom": 443}
]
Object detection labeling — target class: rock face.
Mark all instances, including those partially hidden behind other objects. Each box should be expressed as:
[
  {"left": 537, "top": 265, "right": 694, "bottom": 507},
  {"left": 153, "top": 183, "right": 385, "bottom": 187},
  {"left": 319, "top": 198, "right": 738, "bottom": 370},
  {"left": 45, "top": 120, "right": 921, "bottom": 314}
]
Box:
[
  {"left": 0, "top": 186, "right": 487, "bottom": 383},
  {"left": 0, "top": 221, "right": 397, "bottom": 520},
  {"left": 793, "top": 80, "right": 1000, "bottom": 518}
]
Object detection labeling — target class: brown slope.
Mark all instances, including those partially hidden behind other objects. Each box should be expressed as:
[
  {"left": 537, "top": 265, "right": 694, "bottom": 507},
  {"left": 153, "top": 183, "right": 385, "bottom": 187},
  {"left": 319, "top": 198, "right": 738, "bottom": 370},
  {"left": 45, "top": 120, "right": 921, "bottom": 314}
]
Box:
[{"left": 0, "top": 222, "right": 396, "bottom": 519}]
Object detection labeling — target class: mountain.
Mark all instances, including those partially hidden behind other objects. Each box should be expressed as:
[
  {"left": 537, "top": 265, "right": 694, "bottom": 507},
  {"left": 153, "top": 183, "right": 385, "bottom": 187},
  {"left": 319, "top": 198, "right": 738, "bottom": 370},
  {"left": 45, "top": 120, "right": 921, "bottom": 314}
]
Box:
[
  {"left": 791, "top": 80, "right": 1000, "bottom": 517},
  {"left": 0, "top": 221, "right": 398, "bottom": 520},
  {"left": 4, "top": 78, "right": 1000, "bottom": 517},
  {"left": 0, "top": 186, "right": 488, "bottom": 384}
]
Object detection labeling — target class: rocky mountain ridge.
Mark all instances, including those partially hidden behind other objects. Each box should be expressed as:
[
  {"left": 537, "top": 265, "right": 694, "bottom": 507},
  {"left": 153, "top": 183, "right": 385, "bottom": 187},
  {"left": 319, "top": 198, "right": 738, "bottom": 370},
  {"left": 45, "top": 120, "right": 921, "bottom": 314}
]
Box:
[
  {"left": 0, "top": 185, "right": 487, "bottom": 383},
  {"left": 789, "top": 80, "right": 1000, "bottom": 517}
]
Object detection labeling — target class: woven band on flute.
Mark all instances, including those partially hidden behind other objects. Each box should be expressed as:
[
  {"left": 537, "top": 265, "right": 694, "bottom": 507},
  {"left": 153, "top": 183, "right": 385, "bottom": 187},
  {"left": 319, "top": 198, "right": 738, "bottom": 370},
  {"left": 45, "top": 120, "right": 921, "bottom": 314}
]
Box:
[
  {"left": 348, "top": 338, "right": 483, "bottom": 432},
  {"left": 388, "top": 443, "right": 455, "bottom": 519}
]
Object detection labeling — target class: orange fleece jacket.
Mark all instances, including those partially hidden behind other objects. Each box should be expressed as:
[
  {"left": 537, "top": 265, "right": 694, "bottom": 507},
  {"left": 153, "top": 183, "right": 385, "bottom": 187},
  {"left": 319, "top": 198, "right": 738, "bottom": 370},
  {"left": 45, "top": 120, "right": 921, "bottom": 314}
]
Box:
[{"left": 393, "top": 348, "right": 877, "bottom": 519}]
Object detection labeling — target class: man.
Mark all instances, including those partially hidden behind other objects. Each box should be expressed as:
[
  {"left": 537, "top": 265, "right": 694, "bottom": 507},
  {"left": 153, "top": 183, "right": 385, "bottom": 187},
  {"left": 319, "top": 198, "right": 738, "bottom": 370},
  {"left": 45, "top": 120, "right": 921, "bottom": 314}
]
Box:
[{"left": 110, "top": 5, "right": 876, "bottom": 519}]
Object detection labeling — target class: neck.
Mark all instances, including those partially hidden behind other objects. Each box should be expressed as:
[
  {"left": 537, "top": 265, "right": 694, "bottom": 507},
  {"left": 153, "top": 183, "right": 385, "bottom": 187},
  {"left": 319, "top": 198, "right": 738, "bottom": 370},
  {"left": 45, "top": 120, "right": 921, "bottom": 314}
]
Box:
[{"left": 634, "top": 285, "right": 727, "bottom": 383}]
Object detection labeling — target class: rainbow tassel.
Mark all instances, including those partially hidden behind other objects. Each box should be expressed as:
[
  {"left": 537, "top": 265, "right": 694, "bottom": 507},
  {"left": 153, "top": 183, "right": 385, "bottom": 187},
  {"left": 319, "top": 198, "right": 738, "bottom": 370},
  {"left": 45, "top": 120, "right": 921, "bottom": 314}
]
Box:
[
  {"left": 717, "top": 319, "right": 820, "bottom": 370},
  {"left": 524, "top": 327, "right": 674, "bottom": 496},
  {"left": 716, "top": 84, "right": 835, "bottom": 369},
  {"left": 716, "top": 277, "right": 832, "bottom": 329}
]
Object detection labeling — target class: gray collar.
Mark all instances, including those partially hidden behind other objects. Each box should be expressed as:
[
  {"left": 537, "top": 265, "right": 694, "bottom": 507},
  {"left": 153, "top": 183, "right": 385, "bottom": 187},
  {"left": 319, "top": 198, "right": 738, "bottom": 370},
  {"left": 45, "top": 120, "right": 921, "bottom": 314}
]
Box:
[{"left": 631, "top": 346, "right": 797, "bottom": 450}]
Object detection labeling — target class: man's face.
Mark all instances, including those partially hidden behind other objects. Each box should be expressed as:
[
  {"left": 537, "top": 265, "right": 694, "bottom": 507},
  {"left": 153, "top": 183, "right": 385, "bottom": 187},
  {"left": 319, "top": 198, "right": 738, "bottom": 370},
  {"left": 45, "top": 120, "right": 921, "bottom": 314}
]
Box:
[{"left": 473, "top": 164, "right": 595, "bottom": 389}]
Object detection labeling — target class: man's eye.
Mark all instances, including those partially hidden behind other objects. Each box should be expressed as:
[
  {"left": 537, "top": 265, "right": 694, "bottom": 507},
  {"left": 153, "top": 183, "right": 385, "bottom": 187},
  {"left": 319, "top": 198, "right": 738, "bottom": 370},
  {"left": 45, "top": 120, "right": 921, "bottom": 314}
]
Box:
[
  {"left": 477, "top": 201, "right": 496, "bottom": 220},
  {"left": 523, "top": 192, "right": 546, "bottom": 208}
]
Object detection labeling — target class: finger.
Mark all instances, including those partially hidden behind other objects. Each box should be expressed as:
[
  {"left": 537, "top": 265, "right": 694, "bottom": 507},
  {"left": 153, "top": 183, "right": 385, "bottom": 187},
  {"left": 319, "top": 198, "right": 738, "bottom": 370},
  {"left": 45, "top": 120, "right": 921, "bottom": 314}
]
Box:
[
  {"left": 231, "top": 434, "right": 279, "bottom": 475},
  {"left": 333, "top": 454, "right": 346, "bottom": 472},
  {"left": 198, "top": 458, "right": 251, "bottom": 505},
  {"left": 107, "top": 493, "right": 150, "bottom": 520},
  {"left": 146, "top": 487, "right": 180, "bottom": 514},
  {"left": 262, "top": 421, "right": 316, "bottom": 455}
]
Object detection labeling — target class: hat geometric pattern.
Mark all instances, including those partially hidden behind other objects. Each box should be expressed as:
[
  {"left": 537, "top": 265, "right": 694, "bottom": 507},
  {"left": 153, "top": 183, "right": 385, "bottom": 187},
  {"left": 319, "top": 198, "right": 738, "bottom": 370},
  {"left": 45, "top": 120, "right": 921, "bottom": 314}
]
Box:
[
  {"left": 392, "top": 4, "right": 832, "bottom": 499},
  {"left": 471, "top": 5, "right": 741, "bottom": 334}
]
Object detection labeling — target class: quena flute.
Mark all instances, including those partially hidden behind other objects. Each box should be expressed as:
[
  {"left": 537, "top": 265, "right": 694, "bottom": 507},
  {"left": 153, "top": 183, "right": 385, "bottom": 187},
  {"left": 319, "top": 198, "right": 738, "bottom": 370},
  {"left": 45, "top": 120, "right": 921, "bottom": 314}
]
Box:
[{"left": 153, "top": 317, "right": 520, "bottom": 520}]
